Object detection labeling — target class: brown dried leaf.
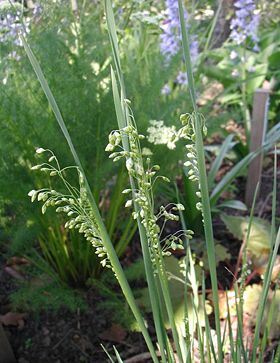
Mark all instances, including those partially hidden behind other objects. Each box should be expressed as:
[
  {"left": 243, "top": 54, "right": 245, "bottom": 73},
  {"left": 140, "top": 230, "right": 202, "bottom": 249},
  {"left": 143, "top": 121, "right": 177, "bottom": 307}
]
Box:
[
  {"left": 207, "top": 290, "right": 237, "bottom": 320},
  {"left": 244, "top": 284, "right": 280, "bottom": 340},
  {"left": 254, "top": 255, "right": 280, "bottom": 282},
  {"left": 6, "top": 257, "right": 30, "bottom": 266},
  {"left": 99, "top": 323, "right": 127, "bottom": 343},
  {"left": 0, "top": 312, "right": 27, "bottom": 329},
  {"left": 4, "top": 266, "right": 25, "bottom": 280}
]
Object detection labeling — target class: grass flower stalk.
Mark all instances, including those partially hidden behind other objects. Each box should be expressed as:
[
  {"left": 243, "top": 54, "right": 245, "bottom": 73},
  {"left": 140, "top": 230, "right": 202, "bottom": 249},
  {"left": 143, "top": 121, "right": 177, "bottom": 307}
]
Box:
[
  {"left": 105, "top": 1, "right": 193, "bottom": 360},
  {"left": 177, "top": 0, "right": 223, "bottom": 360},
  {"left": 105, "top": 2, "right": 172, "bottom": 360}
]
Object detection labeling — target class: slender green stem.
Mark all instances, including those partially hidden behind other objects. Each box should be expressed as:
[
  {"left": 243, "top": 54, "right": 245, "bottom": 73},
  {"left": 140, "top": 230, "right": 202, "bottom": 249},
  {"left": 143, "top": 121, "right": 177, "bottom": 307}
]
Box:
[
  {"left": 178, "top": 1, "right": 223, "bottom": 361},
  {"left": 241, "top": 46, "right": 250, "bottom": 143},
  {"left": 203, "top": 0, "right": 224, "bottom": 54},
  {"left": 251, "top": 227, "right": 280, "bottom": 362},
  {"left": 156, "top": 257, "right": 184, "bottom": 362},
  {"left": 251, "top": 150, "right": 279, "bottom": 362},
  {"left": 271, "top": 146, "right": 277, "bottom": 244}
]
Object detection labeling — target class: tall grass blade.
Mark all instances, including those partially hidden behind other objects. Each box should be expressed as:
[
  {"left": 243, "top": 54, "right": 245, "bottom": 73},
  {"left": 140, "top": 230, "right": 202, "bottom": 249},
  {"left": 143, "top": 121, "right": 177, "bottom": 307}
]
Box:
[
  {"left": 203, "top": 0, "right": 224, "bottom": 53},
  {"left": 265, "top": 123, "right": 280, "bottom": 148},
  {"left": 270, "top": 146, "right": 277, "bottom": 243},
  {"left": 252, "top": 247, "right": 279, "bottom": 359},
  {"left": 178, "top": 0, "right": 223, "bottom": 360},
  {"left": 20, "top": 35, "right": 83, "bottom": 174},
  {"left": 233, "top": 284, "right": 249, "bottom": 363},
  {"left": 260, "top": 288, "right": 277, "bottom": 361},
  {"left": 225, "top": 291, "right": 237, "bottom": 362},
  {"left": 113, "top": 346, "right": 124, "bottom": 363},
  {"left": 208, "top": 134, "right": 235, "bottom": 191},
  {"left": 175, "top": 185, "right": 193, "bottom": 362},
  {"left": 251, "top": 149, "right": 279, "bottom": 361},
  {"left": 105, "top": 0, "right": 125, "bottom": 92},
  {"left": 274, "top": 343, "right": 280, "bottom": 363},
  {"left": 101, "top": 344, "right": 115, "bottom": 363},
  {"left": 210, "top": 151, "right": 255, "bottom": 205}
]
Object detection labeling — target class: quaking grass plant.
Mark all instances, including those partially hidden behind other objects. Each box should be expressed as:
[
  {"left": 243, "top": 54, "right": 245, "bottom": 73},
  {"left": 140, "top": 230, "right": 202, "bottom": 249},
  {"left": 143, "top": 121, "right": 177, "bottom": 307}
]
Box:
[{"left": 22, "top": 0, "right": 280, "bottom": 361}]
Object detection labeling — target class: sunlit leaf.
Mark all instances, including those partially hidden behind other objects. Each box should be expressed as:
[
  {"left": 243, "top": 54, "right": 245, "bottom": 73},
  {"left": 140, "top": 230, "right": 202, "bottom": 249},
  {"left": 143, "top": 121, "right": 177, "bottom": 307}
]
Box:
[
  {"left": 217, "top": 200, "right": 247, "bottom": 212},
  {"left": 246, "top": 63, "right": 268, "bottom": 93},
  {"left": 244, "top": 285, "right": 280, "bottom": 340},
  {"left": 221, "top": 214, "right": 271, "bottom": 257}
]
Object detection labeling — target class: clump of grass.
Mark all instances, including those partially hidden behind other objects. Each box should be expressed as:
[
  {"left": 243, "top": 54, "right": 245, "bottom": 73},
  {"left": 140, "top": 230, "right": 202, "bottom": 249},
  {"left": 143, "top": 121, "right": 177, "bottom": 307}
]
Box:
[
  {"left": 21, "top": 0, "right": 280, "bottom": 362},
  {"left": 11, "top": 281, "right": 86, "bottom": 313}
]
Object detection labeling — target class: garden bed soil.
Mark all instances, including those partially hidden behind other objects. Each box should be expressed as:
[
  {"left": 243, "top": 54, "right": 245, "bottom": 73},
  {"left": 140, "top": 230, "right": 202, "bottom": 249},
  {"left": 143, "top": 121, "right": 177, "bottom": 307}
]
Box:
[{"left": 0, "top": 267, "right": 149, "bottom": 363}]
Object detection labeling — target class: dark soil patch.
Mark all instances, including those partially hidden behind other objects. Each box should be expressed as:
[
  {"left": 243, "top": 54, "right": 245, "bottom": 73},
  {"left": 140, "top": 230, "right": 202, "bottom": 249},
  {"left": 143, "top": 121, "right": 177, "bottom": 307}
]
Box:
[{"left": 0, "top": 264, "right": 148, "bottom": 363}]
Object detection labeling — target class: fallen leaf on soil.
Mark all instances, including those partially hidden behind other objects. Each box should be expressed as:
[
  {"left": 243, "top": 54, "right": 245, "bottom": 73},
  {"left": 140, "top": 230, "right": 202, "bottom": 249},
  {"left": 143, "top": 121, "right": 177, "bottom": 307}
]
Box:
[
  {"left": 6, "top": 256, "right": 30, "bottom": 266},
  {"left": 214, "top": 285, "right": 280, "bottom": 341},
  {"left": 4, "top": 266, "right": 25, "bottom": 280},
  {"left": 99, "top": 323, "right": 127, "bottom": 343},
  {"left": 221, "top": 215, "right": 271, "bottom": 257},
  {"left": 208, "top": 290, "right": 237, "bottom": 320},
  {"left": 4, "top": 257, "right": 31, "bottom": 280},
  {"left": 0, "top": 312, "right": 27, "bottom": 329},
  {"left": 254, "top": 255, "right": 280, "bottom": 281},
  {"left": 221, "top": 215, "right": 280, "bottom": 282}
]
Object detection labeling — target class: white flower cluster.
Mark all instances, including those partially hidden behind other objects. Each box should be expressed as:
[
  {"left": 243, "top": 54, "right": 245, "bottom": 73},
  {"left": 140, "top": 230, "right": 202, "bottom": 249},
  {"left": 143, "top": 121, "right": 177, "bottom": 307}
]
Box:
[
  {"left": 147, "top": 119, "right": 195, "bottom": 150},
  {"left": 147, "top": 120, "right": 179, "bottom": 150},
  {"left": 28, "top": 148, "right": 111, "bottom": 270}
]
